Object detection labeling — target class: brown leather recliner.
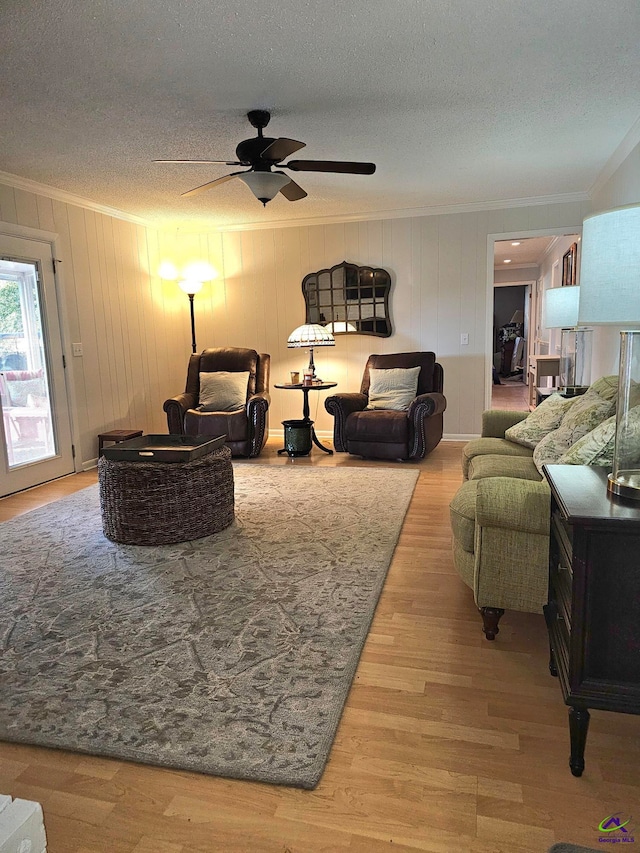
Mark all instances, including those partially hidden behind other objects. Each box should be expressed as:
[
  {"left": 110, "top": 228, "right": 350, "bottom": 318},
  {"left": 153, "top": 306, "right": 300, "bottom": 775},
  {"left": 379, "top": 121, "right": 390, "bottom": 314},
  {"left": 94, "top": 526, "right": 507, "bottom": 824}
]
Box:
[
  {"left": 163, "top": 347, "right": 270, "bottom": 457},
  {"left": 325, "top": 352, "right": 446, "bottom": 460}
]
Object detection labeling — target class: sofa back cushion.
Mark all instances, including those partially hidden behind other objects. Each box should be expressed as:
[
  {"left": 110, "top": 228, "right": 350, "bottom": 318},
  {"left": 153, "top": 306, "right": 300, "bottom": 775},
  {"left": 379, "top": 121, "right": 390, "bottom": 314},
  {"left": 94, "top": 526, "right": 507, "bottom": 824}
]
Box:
[
  {"left": 557, "top": 415, "right": 616, "bottom": 467},
  {"left": 505, "top": 393, "right": 576, "bottom": 449},
  {"left": 532, "top": 385, "right": 616, "bottom": 473}
]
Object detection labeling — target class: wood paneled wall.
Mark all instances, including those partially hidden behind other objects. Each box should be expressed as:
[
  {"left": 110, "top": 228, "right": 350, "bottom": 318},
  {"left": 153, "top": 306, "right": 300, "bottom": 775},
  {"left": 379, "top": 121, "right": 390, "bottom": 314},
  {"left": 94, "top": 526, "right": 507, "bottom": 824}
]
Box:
[
  {"left": 0, "top": 178, "right": 591, "bottom": 466},
  {"left": 167, "top": 203, "right": 590, "bottom": 440}
]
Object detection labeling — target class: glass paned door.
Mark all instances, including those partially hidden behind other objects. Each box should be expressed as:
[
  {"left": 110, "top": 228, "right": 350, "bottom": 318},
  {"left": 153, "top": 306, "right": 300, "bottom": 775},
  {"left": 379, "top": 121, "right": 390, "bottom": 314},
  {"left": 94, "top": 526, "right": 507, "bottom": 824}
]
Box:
[{"left": 0, "top": 234, "right": 74, "bottom": 496}]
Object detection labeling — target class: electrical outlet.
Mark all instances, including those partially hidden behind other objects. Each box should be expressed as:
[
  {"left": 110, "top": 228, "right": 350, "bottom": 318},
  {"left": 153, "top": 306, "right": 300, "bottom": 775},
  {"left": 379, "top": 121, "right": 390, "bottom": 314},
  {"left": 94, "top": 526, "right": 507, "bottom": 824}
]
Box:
[
  {"left": 460, "top": 333, "right": 469, "bottom": 346},
  {"left": 72, "top": 342, "right": 83, "bottom": 357}
]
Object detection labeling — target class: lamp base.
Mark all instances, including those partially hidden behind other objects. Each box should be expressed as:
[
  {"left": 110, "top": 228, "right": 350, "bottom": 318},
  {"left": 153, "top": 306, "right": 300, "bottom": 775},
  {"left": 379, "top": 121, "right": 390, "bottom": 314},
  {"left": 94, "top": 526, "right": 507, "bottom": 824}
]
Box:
[{"left": 607, "top": 470, "right": 640, "bottom": 501}]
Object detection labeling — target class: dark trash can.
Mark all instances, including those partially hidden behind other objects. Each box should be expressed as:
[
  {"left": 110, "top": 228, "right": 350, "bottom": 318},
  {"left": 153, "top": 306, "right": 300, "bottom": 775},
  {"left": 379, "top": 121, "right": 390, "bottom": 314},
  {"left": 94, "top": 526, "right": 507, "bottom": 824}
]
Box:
[{"left": 282, "top": 419, "right": 312, "bottom": 457}]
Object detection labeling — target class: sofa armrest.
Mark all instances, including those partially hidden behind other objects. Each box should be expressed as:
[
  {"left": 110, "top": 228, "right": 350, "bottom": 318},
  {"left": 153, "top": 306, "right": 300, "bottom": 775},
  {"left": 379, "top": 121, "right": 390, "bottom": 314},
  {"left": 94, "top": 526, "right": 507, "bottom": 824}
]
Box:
[
  {"left": 476, "top": 477, "right": 550, "bottom": 536},
  {"left": 163, "top": 392, "right": 197, "bottom": 435},
  {"left": 482, "top": 409, "right": 529, "bottom": 438},
  {"left": 246, "top": 391, "right": 271, "bottom": 457},
  {"left": 324, "top": 393, "right": 368, "bottom": 452},
  {"left": 473, "top": 476, "right": 551, "bottom": 614},
  {"left": 408, "top": 391, "right": 447, "bottom": 419},
  {"left": 407, "top": 392, "right": 447, "bottom": 458}
]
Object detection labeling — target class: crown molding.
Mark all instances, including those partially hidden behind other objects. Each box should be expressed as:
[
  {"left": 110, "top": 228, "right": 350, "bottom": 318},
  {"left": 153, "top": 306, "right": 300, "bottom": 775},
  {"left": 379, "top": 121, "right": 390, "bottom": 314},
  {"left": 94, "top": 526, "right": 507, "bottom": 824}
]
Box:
[
  {"left": 0, "top": 167, "right": 591, "bottom": 235},
  {"left": 0, "top": 170, "right": 154, "bottom": 227},
  {"left": 588, "top": 114, "right": 640, "bottom": 201},
  {"left": 210, "top": 191, "right": 591, "bottom": 233}
]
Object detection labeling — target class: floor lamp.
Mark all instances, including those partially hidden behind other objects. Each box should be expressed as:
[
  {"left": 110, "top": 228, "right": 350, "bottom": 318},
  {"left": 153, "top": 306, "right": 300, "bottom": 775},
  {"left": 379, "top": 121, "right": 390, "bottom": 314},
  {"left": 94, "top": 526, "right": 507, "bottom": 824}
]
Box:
[
  {"left": 578, "top": 204, "right": 640, "bottom": 499},
  {"left": 543, "top": 285, "right": 592, "bottom": 396},
  {"left": 178, "top": 279, "right": 203, "bottom": 354}
]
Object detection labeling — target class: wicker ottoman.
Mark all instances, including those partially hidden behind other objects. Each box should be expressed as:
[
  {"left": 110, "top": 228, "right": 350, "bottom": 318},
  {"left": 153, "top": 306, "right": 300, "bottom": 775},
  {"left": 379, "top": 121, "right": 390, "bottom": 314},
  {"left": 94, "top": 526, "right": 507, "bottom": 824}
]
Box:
[{"left": 98, "top": 445, "right": 234, "bottom": 545}]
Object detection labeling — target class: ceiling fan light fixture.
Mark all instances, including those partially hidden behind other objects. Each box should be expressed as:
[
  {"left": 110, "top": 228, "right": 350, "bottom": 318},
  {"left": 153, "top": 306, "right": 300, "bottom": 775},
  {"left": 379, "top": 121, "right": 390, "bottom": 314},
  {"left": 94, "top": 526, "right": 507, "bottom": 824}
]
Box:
[{"left": 238, "top": 171, "right": 290, "bottom": 205}]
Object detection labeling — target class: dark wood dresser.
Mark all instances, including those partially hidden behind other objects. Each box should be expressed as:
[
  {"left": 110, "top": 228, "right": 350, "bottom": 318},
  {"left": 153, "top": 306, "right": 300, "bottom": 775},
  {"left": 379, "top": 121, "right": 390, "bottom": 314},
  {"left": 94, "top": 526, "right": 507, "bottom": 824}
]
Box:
[{"left": 543, "top": 464, "right": 640, "bottom": 776}]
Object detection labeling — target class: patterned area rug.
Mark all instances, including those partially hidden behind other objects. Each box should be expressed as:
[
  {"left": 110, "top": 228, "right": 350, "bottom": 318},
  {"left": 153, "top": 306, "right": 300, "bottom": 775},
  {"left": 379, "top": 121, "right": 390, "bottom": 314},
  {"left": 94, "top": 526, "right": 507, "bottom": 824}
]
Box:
[{"left": 0, "top": 464, "right": 418, "bottom": 789}]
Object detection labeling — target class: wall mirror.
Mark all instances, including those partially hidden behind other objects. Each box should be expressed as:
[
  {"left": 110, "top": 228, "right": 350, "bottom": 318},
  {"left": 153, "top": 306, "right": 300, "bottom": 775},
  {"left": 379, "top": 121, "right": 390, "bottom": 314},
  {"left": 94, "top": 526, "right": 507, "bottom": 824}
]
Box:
[{"left": 302, "top": 260, "right": 392, "bottom": 337}]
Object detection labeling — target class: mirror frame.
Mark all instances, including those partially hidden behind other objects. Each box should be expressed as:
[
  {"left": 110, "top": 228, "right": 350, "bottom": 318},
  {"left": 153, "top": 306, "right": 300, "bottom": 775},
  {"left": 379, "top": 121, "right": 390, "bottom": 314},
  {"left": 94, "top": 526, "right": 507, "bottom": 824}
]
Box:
[{"left": 301, "top": 260, "right": 392, "bottom": 337}]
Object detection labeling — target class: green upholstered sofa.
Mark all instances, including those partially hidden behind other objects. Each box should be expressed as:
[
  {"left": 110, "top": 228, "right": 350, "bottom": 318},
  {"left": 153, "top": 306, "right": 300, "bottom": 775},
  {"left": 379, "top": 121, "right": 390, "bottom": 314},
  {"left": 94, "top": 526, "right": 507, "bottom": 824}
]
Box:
[{"left": 450, "top": 377, "right": 618, "bottom": 639}]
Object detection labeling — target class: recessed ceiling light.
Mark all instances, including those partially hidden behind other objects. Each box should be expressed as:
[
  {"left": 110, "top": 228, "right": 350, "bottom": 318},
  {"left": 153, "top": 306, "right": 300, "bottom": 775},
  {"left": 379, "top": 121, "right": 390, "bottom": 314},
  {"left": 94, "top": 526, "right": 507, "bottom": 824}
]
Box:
[
  {"left": 511, "top": 241, "right": 521, "bottom": 246},
  {"left": 504, "top": 259, "right": 512, "bottom": 263}
]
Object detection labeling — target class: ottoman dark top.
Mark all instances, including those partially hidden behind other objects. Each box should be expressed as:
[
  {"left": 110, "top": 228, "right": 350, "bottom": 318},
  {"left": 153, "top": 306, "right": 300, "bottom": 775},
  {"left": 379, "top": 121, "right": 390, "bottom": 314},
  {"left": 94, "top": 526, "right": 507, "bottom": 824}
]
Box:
[{"left": 98, "top": 444, "right": 234, "bottom": 545}]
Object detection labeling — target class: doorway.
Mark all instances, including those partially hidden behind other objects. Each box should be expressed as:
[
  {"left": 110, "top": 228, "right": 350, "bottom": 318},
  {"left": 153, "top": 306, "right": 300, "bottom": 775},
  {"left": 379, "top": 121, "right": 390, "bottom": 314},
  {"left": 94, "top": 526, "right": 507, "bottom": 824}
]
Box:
[
  {"left": 0, "top": 233, "right": 74, "bottom": 496},
  {"left": 488, "top": 230, "right": 582, "bottom": 412}
]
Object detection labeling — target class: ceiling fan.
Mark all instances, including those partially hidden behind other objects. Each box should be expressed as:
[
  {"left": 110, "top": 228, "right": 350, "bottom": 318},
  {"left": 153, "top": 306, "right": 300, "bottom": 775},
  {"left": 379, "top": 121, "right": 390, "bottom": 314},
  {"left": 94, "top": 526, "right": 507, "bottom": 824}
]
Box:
[{"left": 154, "top": 110, "right": 376, "bottom": 206}]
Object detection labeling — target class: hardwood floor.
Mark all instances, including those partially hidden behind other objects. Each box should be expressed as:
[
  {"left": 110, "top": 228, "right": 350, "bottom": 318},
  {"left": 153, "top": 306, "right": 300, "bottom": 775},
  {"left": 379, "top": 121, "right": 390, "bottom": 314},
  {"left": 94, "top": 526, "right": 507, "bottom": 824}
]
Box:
[
  {"left": 1, "top": 439, "right": 638, "bottom": 852},
  {"left": 491, "top": 377, "right": 529, "bottom": 411}
]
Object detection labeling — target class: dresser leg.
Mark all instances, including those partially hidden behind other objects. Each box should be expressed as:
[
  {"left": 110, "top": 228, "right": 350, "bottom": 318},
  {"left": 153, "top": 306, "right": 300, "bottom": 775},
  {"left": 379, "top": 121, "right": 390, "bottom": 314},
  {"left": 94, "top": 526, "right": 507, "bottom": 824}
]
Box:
[
  {"left": 568, "top": 706, "right": 590, "bottom": 777},
  {"left": 480, "top": 607, "right": 504, "bottom": 640}
]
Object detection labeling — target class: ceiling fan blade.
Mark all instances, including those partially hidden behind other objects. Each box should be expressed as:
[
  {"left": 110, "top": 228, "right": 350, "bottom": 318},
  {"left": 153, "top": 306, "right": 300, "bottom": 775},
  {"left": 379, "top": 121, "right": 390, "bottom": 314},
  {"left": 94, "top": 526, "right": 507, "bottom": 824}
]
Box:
[
  {"left": 155, "top": 159, "right": 242, "bottom": 165},
  {"left": 181, "top": 172, "right": 244, "bottom": 198},
  {"left": 279, "top": 179, "right": 308, "bottom": 201},
  {"left": 260, "top": 137, "right": 306, "bottom": 162},
  {"left": 285, "top": 160, "right": 376, "bottom": 175}
]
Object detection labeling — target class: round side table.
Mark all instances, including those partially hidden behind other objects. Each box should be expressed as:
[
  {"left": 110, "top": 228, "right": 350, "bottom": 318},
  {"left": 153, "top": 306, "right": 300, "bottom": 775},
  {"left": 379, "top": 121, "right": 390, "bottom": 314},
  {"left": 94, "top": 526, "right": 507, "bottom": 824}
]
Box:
[{"left": 274, "top": 382, "right": 337, "bottom": 455}]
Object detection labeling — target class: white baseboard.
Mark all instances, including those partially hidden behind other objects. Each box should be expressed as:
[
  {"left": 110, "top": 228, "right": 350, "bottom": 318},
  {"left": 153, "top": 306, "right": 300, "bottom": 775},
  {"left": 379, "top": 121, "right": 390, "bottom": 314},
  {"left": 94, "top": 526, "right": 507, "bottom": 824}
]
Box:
[{"left": 443, "top": 434, "right": 479, "bottom": 442}]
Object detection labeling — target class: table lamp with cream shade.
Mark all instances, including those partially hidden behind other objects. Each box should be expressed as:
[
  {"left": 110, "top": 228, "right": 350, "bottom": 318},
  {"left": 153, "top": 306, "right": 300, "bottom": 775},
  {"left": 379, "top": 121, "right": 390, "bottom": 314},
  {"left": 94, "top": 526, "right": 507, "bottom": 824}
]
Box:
[
  {"left": 578, "top": 204, "right": 640, "bottom": 499},
  {"left": 543, "top": 285, "right": 592, "bottom": 396},
  {"left": 287, "top": 323, "right": 335, "bottom": 382}
]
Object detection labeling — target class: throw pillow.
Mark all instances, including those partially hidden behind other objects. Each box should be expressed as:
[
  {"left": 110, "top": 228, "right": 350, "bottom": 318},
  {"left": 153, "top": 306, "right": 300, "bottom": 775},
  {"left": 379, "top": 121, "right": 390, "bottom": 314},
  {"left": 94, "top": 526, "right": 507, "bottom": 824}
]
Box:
[
  {"left": 505, "top": 393, "right": 577, "bottom": 449},
  {"left": 587, "top": 374, "right": 619, "bottom": 402},
  {"left": 532, "top": 388, "right": 616, "bottom": 473},
  {"left": 198, "top": 371, "right": 250, "bottom": 412},
  {"left": 366, "top": 366, "right": 421, "bottom": 411},
  {"left": 557, "top": 415, "right": 616, "bottom": 467}
]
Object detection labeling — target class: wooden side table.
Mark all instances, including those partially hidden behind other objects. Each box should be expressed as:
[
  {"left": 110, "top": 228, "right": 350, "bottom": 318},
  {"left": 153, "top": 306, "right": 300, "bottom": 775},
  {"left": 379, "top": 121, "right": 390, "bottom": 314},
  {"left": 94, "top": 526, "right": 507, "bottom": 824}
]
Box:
[
  {"left": 543, "top": 464, "right": 640, "bottom": 776},
  {"left": 528, "top": 355, "right": 560, "bottom": 409},
  {"left": 274, "top": 382, "right": 337, "bottom": 455},
  {"left": 98, "top": 429, "right": 143, "bottom": 457}
]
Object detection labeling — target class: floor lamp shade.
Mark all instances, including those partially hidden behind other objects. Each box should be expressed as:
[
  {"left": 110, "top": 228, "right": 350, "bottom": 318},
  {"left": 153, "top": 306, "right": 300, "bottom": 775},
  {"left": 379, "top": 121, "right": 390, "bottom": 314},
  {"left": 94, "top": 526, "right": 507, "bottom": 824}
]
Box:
[
  {"left": 543, "top": 286, "right": 592, "bottom": 394},
  {"left": 577, "top": 204, "right": 640, "bottom": 499}
]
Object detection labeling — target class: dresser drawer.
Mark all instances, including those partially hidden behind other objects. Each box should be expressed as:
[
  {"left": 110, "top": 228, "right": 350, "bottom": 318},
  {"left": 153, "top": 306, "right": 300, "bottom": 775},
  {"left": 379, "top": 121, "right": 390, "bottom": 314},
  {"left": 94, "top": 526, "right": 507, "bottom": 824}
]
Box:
[{"left": 551, "top": 511, "right": 573, "bottom": 571}]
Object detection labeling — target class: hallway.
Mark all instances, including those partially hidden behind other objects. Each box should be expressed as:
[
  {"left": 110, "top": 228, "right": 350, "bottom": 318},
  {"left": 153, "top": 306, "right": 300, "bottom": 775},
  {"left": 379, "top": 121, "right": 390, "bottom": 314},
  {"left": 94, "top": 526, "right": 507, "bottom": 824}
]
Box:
[{"left": 492, "top": 376, "right": 529, "bottom": 411}]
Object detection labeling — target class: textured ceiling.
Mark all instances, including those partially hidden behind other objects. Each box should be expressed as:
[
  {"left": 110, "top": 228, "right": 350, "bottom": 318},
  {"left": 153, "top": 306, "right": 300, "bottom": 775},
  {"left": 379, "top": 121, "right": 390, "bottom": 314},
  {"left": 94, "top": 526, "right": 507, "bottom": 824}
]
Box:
[{"left": 2, "top": 0, "right": 640, "bottom": 229}]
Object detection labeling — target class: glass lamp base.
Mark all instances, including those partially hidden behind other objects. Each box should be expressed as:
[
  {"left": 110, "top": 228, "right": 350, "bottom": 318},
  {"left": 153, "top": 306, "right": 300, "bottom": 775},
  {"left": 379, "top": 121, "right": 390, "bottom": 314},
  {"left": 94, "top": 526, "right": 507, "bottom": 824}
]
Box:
[{"left": 607, "top": 470, "right": 640, "bottom": 501}]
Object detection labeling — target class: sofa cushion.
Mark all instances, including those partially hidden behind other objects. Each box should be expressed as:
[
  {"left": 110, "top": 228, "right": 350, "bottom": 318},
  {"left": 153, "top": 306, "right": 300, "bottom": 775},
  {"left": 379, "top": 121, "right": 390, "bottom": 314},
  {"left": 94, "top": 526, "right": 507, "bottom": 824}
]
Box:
[
  {"left": 449, "top": 479, "right": 478, "bottom": 554},
  {"left": 532, "top": 387, "right": 616, "bottom": 473},
  {"left": 462, "top": 437, "right": 533, "bottom": 479},
  {"left": 366, "top": 366, "right": 421, "bottom": 411},
  {"left": 346, "top": 409, "right": 409, "bottom": 443},
  {"left": 184, "top": 407, "right": 249, "bottom": 441},
  {"left": 198, "top": 371, "right": 249, "bottom": 412},
  {"left": 468, "top": 454, "right": 542, "bottom": 482},
  {"left": 587, "top": 374, "right": 619, "bottom": 401},
  {"left": 504, "top": 393, "right": 577, "bottom": 448},
  {"left": 557, "top": 415, "right": 616, "bottom": 467}
]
